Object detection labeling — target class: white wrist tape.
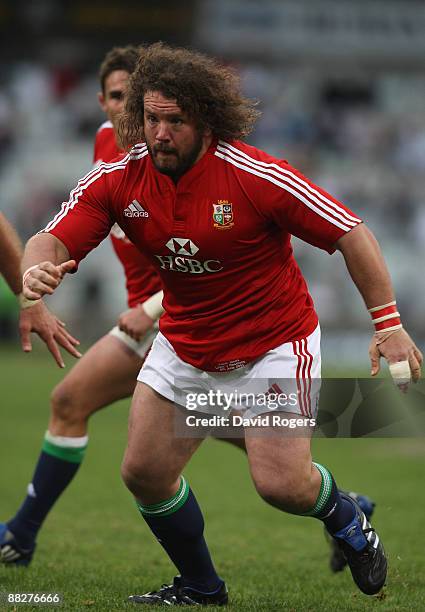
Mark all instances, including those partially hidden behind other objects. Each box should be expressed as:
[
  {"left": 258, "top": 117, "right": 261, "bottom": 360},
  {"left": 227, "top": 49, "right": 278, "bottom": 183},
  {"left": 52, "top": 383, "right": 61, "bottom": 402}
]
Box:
[
  {"left": 368, "top": 301, "right": 396, "bottom": 313},
  {"left": 389, "top": 360, "right": 411, "bottom": 385},
  {"left": 141, "top": 290, "right": 164, "bottom": 321},
  {"left": 375, "top": 323, "right": 403, "bottom": 335},
  {"left": 19, "top": 292, "right": 40, "bottom": 309},
  {"left": 22, "top": 264, "right": 39, "bottom": 287}
]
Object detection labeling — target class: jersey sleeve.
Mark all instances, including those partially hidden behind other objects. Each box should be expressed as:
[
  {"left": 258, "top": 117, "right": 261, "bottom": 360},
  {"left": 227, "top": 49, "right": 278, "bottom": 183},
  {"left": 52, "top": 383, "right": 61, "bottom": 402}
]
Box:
[
  {"left": 259, "top": 159, "right": 362, "bottom": 253},
  {"left": 41, "top": 164, "right": 116, "bottom": 265}
]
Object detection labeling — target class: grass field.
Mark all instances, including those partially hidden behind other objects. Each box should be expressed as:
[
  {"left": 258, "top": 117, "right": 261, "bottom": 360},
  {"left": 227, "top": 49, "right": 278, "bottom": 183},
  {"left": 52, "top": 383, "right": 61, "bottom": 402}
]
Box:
[{"left": 0, "top": 345, "right": 424, "bottom": 611}]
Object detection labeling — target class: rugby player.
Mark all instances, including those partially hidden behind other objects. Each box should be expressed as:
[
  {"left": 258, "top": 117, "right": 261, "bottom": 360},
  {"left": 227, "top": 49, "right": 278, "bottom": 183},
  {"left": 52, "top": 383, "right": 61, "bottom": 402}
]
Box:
[
  {"left": 1, "top": 47, "right": 374, "bottom": 577},
  {"left": 20, "top": 44, "right": 422, "bottom": 604},
  {"left": 0, "top": 46, "right": 164, "bottom": 566}
]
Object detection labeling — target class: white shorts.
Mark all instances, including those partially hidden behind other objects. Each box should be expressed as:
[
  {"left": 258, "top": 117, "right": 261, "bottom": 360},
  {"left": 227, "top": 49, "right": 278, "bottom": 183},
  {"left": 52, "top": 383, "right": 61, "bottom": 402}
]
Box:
[
  {"left": 109, "top": 325, "right": 158, "bottom": 359},
  {"left": 137, "top": 325, "right": 321, "bottom": 418}
]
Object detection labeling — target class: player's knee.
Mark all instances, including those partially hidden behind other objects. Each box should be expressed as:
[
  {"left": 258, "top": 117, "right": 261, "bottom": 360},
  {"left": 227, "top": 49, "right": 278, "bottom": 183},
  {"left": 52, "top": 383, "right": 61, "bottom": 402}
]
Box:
[
  {"left": 121, "top": 455, "right": 177, "bottom": 500},
  {"left": 50, "top": 382, "right": 87, "bottom": 425},
  {"left": 253, "top": 476, "right": 286, "bottom": 508},
  {"left": 253, "top": 469, "right": 314, "bottom": 513},
  {"left": 121, "top": 460, "right": 139, "bottom": 495}
]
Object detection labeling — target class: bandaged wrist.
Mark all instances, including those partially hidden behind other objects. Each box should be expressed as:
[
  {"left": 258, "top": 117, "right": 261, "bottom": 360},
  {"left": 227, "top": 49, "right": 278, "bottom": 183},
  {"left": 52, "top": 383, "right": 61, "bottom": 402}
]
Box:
[
  {"left": 374, "top": 326, "right": 403, "bottom": 345},
  {"left": 141, "top": 290, "right": 164, "bottom": 321},
  {"left": 18, "top": 292, "right": 39, "bottom": 309},
  {"left": 368, "top": 301, "right": 402, "bottom": 332}
]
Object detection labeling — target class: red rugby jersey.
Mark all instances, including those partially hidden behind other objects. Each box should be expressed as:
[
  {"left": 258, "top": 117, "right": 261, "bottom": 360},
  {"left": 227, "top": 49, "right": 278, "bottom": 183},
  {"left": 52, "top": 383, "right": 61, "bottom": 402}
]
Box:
[
  {"left": 45, "top": 139, "right": 362, "bottom": 371},
  {"left": 93, "top": 121, "right": 162, "bottom": 307}
]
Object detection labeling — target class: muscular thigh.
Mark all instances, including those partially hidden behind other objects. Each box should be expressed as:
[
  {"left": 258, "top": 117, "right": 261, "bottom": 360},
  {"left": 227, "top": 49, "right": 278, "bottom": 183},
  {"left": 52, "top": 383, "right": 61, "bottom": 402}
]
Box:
[
  {"left": 56, "top": 333, "right": 143, "bottom": 414},
  {"left": 125, "top": 382, "right": 204, "bottom": 481}
]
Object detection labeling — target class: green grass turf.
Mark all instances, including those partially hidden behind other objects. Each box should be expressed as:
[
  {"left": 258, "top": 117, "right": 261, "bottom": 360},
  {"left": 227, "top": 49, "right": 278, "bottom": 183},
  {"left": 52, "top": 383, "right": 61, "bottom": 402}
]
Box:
[{"left": 0, "top": 345, "right": 424, "bottom": 610}]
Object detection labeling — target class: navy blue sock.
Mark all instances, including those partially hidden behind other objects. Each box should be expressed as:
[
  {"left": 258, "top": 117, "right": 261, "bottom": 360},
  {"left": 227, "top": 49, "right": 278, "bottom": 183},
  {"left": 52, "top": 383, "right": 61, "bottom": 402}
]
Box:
[
  {"left": 137, "top": 477, "right": 222, "bottom": 593},
  {"left": 8, "top": 433, "right": 87, "bottom": 547},
  {"left": 303, "top": 463, "right": 355, "bottom": 533}
]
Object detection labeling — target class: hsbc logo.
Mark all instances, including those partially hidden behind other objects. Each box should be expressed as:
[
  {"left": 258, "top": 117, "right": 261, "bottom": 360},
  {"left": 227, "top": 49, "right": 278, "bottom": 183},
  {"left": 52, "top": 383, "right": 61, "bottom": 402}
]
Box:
[
  {"left": 166, "top": 238, "right": 199, "bottom": 256},
  {"left": 156, "top": 237, "right": 222, "bottom": 274}
]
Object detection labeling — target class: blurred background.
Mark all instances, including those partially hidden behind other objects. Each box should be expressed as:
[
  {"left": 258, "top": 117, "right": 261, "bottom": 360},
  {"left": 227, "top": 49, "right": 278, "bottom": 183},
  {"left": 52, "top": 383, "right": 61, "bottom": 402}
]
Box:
[{"left": 1, "top": 0, "right": 424, "bottom": 366}]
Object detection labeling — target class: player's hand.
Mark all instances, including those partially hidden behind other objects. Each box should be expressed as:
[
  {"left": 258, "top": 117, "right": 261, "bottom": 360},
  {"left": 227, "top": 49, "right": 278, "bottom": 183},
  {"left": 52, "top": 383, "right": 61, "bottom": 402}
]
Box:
[
  {"left": 22, "top": 260, "right": 77, "bottom": 300},
  {"left": 118, "top": 303, "right": 155, "bottom": 342},
  {"left": 19, "top": 300, "right": 82, "bottom": 368},
  {"left": 369, "top": 328, "right": 423, "bottom": 392}
]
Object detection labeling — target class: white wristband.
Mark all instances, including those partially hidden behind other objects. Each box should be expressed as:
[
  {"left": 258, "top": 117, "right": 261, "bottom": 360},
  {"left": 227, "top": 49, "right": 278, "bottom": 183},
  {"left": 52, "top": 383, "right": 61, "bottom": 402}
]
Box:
[
  {"left": 389, "top": 360, "right": 411, "bottom": 386},
  {"left": 18, "top": 292, "right": 40, "bottom": 309},
  {"left": 375, "top": 323, "right": 403, "bottom": 335},
  {"left": 141, "top": 290, "right": 164, "bottom": 321}
]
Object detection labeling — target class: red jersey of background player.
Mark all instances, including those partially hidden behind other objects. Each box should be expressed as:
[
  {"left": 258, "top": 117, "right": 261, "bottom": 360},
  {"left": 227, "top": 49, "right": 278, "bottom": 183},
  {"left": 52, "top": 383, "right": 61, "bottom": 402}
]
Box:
[
  {"left": 93, "top": 121, "right": 162, "bottom": 307},
  {"left": 45, "top": 138, "right": 362, "bottom": 372}
]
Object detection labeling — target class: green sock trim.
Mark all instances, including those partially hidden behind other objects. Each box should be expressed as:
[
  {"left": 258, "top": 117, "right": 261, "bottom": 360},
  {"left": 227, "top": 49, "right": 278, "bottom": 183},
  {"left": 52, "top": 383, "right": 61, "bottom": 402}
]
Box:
[
  {"left": 42, "top": 439, "right": 87, "bottom": 464},
  {"left": 302, "top": 462, "right": 333, "bottom": 516},
  {"left": 137, "top": 476, "right": 190, "bottom": 517}
]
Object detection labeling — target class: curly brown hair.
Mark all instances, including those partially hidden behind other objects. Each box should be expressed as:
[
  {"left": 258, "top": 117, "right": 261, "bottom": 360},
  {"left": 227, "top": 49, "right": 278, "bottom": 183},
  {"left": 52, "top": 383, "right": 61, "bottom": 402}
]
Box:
[
  {"left": 120, "top": 42, "right": 261, "bottom": 147},
  {"left": 99, "top": 45, "right": 141, "bottom": 93}
]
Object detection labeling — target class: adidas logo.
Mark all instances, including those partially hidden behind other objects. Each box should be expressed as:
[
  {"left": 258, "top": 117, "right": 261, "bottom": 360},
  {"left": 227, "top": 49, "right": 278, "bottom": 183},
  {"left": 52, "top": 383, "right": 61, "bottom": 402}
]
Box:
[{"left": 123, "top": 200, "right": 149, "bottom": 218}]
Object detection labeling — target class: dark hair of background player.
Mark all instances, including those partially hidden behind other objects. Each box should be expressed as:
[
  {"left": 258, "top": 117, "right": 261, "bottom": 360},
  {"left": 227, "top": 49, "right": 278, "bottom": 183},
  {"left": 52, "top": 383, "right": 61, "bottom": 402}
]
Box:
[{"left": 98, "top": 45, "right": 141, "bottom": 93}]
